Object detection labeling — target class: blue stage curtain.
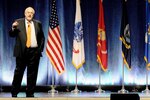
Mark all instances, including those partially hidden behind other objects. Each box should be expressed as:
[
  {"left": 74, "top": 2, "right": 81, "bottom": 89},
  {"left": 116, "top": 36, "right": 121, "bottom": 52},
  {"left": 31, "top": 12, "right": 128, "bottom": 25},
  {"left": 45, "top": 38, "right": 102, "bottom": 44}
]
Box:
[{"left": 0, "top": 0, "right": 146, "bottom": 86}]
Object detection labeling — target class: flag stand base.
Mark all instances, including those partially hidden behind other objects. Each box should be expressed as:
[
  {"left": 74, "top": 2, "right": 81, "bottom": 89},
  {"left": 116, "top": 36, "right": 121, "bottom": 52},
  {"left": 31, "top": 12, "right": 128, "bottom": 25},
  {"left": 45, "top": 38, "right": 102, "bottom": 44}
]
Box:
[
  {"left": 118, "top": 88, "right": 128, "bottom": 93},
  {"left": 95, "top": 87, "right": 105, "bottom": 93},
  {"left": 142, "top": 87, "right": 150, "bottom": 94},
  {"left": 142, "top": 68, "right": 150, "bottom": 94},
  {"left": 71, "top": 86, "right": 81, "bottom": 93},
  {"left": 48, "top": 86, "right": 58, "bottom": 94}
]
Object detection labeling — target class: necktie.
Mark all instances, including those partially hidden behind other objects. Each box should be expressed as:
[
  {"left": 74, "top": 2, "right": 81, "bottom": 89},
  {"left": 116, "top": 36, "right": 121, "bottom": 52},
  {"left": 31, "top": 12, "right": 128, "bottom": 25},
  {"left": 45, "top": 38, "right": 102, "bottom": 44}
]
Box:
[{"left": 26, "top": 22, "right": 31, "bottom": 48}]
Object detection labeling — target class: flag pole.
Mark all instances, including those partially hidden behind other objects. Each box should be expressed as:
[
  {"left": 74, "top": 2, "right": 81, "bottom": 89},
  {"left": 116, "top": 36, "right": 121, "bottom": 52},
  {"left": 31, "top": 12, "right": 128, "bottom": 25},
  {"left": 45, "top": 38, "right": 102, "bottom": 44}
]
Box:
[
  {"left": 95, "top": 64, "right": 105, "bottom": 93},
  {"left": 71, "top": 69, "right": 81, "bottom": 93},
  {"left": 118, "top": 58, "right": 128, "bottom": 93},
  {"left": 142, "top": 63, "right": 150, "bottom": 93},
  {"left": 48, "top": 59, "right": 58, "bottom": 94},
  {"left": 142, "top": 0, "right": 150, "bottom": 94},
  {"left": 0, "top": 66, "right": 2, "bottom": 92},
  {"left": 0, "top": 84, "right": 2, "bottom": 92}
]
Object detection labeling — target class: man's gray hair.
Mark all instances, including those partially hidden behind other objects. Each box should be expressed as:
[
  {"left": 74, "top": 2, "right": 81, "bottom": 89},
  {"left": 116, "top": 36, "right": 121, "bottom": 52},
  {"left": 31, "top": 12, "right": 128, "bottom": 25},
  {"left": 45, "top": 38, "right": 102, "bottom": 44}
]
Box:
[{"left": 24, "top": 7, "right": 35, "bottom": 14}]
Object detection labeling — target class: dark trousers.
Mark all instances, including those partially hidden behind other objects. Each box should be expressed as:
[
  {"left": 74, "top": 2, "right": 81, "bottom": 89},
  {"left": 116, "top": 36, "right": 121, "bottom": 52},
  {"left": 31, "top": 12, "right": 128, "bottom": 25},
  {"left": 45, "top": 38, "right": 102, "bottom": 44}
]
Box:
[{"left": 11, "top": 47, "right": 40, "bottom": 95}]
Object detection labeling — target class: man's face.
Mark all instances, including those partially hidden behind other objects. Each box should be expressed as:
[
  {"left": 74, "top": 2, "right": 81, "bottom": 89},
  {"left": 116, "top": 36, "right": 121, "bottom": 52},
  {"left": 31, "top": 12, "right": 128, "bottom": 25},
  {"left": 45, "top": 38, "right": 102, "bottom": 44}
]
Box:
[{"left": 25, "top": 8, "right": 34, "bottom": 21}]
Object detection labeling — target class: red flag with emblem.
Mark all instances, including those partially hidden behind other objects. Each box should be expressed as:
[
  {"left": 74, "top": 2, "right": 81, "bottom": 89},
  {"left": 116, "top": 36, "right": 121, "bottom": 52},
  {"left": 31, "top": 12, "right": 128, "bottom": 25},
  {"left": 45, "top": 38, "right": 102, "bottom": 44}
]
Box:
[{"left": 97, "top": 0, "right": 108, "bottom": 71}]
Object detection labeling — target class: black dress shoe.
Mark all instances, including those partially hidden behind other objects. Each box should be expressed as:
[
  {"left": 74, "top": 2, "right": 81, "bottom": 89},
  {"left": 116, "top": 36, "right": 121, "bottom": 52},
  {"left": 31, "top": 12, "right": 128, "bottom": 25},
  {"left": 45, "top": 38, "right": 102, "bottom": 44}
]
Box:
[
  {"left": 26, "top": 94, "right": 34, "bottom": 97},
  {"left": 12, "top": 94, "right": 17, "bottom": 97}
]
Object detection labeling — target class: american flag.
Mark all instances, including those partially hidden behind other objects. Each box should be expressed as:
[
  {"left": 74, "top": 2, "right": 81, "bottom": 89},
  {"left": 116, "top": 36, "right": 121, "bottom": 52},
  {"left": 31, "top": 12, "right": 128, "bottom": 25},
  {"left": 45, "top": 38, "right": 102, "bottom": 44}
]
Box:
[{"left": 46, "top": 0, "right": 65, "bottom": 75}]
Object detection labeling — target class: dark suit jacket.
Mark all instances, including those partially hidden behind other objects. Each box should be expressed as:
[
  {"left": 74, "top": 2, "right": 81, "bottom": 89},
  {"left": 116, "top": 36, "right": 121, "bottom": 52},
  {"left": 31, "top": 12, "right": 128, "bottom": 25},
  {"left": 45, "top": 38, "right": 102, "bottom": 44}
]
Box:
[{"left": 9, "top": 18, "right": 45, "bottom": 57}]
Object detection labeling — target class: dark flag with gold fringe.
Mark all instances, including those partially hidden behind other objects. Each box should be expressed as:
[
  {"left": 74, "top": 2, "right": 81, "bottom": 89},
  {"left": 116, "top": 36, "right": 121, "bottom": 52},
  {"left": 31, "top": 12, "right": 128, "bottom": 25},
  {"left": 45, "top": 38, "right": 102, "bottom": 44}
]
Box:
[{"left": 120, "top": 0, "right": 131, "bottom": 69}]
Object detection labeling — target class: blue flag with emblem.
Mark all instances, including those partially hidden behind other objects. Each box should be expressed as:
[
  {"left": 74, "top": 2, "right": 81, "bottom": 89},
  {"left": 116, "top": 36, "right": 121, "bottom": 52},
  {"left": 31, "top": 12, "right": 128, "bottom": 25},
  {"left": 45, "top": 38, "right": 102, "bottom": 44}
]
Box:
[{"left": 145, "top": 0, "right": 150, "bottom": 69}]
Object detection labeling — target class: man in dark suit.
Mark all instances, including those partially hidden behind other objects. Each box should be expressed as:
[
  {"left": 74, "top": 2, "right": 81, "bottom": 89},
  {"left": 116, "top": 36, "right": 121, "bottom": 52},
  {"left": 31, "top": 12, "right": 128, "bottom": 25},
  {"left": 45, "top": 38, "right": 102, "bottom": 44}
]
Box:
[{"left": 9, "top": 7, "right": 45, "bottom": 97}]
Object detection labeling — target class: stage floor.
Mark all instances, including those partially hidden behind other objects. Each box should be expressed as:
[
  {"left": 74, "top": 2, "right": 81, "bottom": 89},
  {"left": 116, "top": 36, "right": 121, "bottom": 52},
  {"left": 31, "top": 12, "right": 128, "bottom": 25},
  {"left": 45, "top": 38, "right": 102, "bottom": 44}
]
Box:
[{"left": 0, "top": 92, "right": 150, "bottom": 100}]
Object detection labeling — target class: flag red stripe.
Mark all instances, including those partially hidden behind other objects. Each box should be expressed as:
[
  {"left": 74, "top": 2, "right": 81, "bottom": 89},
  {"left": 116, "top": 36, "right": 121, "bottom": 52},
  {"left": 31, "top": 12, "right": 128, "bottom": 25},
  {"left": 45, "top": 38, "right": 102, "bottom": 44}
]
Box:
[
  {"left": 56, "top": 27, "right": 61, "bottom": 39},
  {"left": 49, "top": 30, "right": 64, "bottom": 63},
  {"left": 46, "top": 48, "right": 61, "bottom": 73},
  {"left": 52, "top": 27, "right": 62, "bottom": 47},
  {"left": 47, "top": 36, "right": 64, "bottom": 70}
]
